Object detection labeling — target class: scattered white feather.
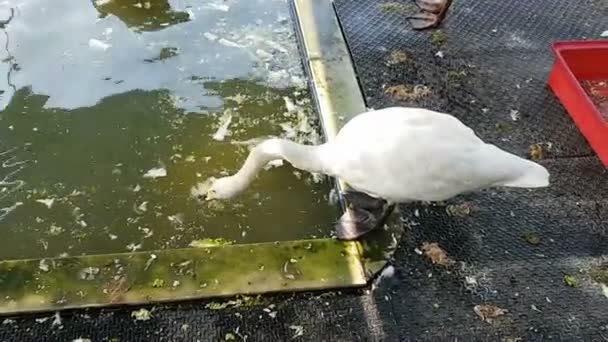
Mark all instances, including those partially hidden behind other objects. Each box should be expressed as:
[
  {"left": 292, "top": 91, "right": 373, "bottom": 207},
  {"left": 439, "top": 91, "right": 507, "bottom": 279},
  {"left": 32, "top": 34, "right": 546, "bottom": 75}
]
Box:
[
  {"left": 203, "top": 32, "right": 218, "bottom": 41},
  {"left": 202, "top": 3, "right": 229, "bottom": 11},
  {"left": 143, "top": 167, "right": 167, "bottom": 179},
  {"left": 218, "top": 38, "right": 245, "bottom": 49},
  {"left": 212, "top": 111, "right": 233, "bottom": 141},
  {"left": 36, "top": 198, "right": 55, "bottom": 209},
  {"left": 510, "top": 109, "right": 520, "bottom": 121}
]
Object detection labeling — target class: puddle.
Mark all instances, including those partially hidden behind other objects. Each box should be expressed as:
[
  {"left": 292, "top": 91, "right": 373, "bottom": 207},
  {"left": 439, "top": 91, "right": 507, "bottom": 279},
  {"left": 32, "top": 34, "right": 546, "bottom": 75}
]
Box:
[
  {"left": 0, "top": 0, "right": 337, "bottom": 260},
  {"left": 580, "top": 80, "right": 608, "bottom": 119}
]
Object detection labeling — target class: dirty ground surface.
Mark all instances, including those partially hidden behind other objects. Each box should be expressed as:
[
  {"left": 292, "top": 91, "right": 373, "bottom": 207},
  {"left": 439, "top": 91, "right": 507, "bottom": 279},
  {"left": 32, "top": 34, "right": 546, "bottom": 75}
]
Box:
[{"left": 2, "top": 0, "right": 608, "bottom": 340}]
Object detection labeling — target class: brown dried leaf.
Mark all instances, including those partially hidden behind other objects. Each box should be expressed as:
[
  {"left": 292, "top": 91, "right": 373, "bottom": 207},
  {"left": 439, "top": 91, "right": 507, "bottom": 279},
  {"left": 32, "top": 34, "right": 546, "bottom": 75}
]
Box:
[
  {"left": 421, "top": 242, "right": 454, "bottom": 266},
  {"left": 446, "top": 203, "right": 472, "bottom": 217},
  {"left": 474, "top": 304, "right": 508, "bottom": 323},
  {"left": 386, "top": 50, "right": 409, "bottom": 65},
  {"left": 385, "top": 84, "right": 431, "bottom": 102}
]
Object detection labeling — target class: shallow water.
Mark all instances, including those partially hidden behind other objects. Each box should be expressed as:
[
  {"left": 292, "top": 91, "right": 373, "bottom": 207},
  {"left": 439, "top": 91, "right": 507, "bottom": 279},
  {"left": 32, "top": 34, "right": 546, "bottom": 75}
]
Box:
[{"left": 0, "top": 0, "right": 337, "bottom": 260}]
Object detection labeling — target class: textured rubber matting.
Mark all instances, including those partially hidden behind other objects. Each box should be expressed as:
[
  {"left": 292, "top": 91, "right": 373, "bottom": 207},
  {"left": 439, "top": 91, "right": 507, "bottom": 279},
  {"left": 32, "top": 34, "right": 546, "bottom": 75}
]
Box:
[{"left": 2, "top": 0, "right": 608, "bottom": 340}]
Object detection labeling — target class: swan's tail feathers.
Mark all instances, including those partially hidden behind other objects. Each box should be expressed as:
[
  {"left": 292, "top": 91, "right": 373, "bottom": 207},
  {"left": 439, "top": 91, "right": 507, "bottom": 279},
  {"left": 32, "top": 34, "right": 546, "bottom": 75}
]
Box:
[{"left": 501, "top": 161, "right": 550, "bottom": 188}]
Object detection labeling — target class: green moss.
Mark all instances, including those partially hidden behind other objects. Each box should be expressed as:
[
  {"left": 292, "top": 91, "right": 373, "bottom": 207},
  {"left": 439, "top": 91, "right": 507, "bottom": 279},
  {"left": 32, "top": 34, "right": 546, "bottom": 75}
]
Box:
[
  {"left": 189, "top": 238, "right": 235, "bottom": 248},
  {"left": 495, "top": 122, "right": 513, "bottom": 133},
  {"left": 0, "top": 239, "right": 366, "bottom": 315},
  {"left": 589, "top": 263, "right": 608, "bottom": 284},
  {"left": 151, "top": 278, "right": 165, "bottom": 288},
  {"left": 430, "top": 30, "right": 447, "bottom": 46},
  {"left": 522, "top": 231, "right": 541, "bottom": 246},
  {"left": 564, "top": 274, "right": 578, "bottom": 287},
  {"left": 205, "top": 295, "right": 262, "bottom": 310},
  {"left": 378, "top": 2, "right": 410, "bottom": 14}
]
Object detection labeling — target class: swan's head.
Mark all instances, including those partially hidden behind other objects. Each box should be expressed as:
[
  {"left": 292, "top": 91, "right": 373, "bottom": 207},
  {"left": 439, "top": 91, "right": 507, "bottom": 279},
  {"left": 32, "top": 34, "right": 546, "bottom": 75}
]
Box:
[{"left": 191, "top": 176, "right": 243, "bottom": 201}]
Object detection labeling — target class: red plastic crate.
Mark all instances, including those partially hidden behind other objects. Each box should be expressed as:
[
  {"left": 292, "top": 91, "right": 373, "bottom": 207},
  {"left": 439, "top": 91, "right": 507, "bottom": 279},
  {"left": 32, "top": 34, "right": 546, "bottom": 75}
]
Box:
[{"left": 548, "top": 40, "right": 608, "bottom": 166}]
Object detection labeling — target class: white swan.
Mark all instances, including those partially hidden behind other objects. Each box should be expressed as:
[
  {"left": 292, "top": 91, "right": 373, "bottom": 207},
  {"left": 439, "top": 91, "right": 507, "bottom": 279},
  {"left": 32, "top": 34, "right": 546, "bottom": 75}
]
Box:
[{"left": 197, "top": 107, "right": 550, "bottom": 240}]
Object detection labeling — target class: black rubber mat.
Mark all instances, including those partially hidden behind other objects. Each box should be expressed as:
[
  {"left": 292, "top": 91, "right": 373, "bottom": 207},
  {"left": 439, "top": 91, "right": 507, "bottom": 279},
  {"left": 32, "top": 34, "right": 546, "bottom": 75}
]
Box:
[{"left": 2, "top": 0, "right": 608, "bottom": 341}]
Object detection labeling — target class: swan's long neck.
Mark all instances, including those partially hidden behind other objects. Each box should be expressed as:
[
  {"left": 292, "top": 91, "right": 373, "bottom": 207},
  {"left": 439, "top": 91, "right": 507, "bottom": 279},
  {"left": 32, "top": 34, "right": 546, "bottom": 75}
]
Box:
[{"left": 232, "top": 138, "right": 331, "bottom": 190}]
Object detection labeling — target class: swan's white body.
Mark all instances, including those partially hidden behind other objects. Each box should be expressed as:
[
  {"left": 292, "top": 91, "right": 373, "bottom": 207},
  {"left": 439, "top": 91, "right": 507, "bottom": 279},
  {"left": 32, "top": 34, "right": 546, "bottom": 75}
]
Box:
[{"left": 201, "top": 107, "right": 549, "bottom": 204}]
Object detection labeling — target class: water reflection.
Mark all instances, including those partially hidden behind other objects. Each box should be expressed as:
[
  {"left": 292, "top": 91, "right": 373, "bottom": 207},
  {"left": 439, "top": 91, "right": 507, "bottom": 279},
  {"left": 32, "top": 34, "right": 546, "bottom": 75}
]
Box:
[
  {"left": 0, "top": 0, "right": 305, "bottom": 112},
  {"left": 92, "top": 0, "right": 191, "bottom": 32},
  {"left": 0, "top": 0, "right": 336, "bottom": 260}
]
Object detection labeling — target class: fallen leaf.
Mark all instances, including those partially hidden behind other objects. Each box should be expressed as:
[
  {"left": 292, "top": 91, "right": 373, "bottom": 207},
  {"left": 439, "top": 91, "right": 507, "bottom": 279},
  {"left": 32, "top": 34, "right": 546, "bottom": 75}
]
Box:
[
  {"left": 385, "top": 84, "right": 431, "bottom": 102},
  {"left": 446, "top": 203, "right": 471, "bottom": 217},
  {"left": 131, "top": 308, "right": 152, "bottom": 321},
  {"left": 474, "top": 304, "right": 508, "bottom": 323},
  {"left": 421, "top": 242, "right": 454, "bottom": 266},
  {"left": 386, "top": 50, "right": 409, "bottom": 65}
]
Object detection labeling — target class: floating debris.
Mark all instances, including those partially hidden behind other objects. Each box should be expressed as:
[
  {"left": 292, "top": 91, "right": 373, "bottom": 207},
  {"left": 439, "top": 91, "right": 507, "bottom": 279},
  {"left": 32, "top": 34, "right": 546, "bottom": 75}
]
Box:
[
  {"left": 474, "top": 304, "right": 507, "bottom": 323},
  {"left": 435, "top": 51, "right": 445, "bottom": 58},
  {"left": 143, "top": 166, "right": 167, "bottom": 179},
  {"left": 49, "top": 224, "right": 64, "bottom": 236},
  {"left": 78, "top": 267, "right": 100, "bottom": 281},
  {"left": 283, "top": 96, "right": 297, "bottom": 113},
  {"left": 202, "top": 2, "right": 230, "bottom": 12},
  {"left": 212, "top": 110, "right": 233, "bottom": 141},
  {"left": 225, "top": 333, "right": 236, "bottom": 341},
  {"left": 36, "top": 198, "right": 55, "bottom": 209},
  {"left": 39, "top": 259, "right": 50, "bottom": 272},
  {"left": 421, "top": 242, "right": 455, "bottom": 266},
  {"left": 88, "top": 38, "right": 111, "bottom": 51},
  {"left": 263, "top": 159, "right": 284, "bottom": 170},
  {"left": 72, "top": 339, "right": 92, "bottom": 342},
  {"left": 127, "top": 243, "right": 143, "bottom": 252},
  {"left": 133, "top": 201, "right": 148, "bottom": 215},
  {"left": 256, "top": 48, "right": 273, "bottom": 61},
  {"left": 602, "top": 31, "right": 608, "bottom": 37},
  {"left": 218, "top": 38, "right": 245, "bottom": 49},
  {"left": 189, "top": 238, "right": 234, "bottom": 248},
  {"left": 131, "top": 308, "right": 152, "bottom": 321},
  {"left": 601, "top": 284, "right": 608, "bottom": 298}
]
